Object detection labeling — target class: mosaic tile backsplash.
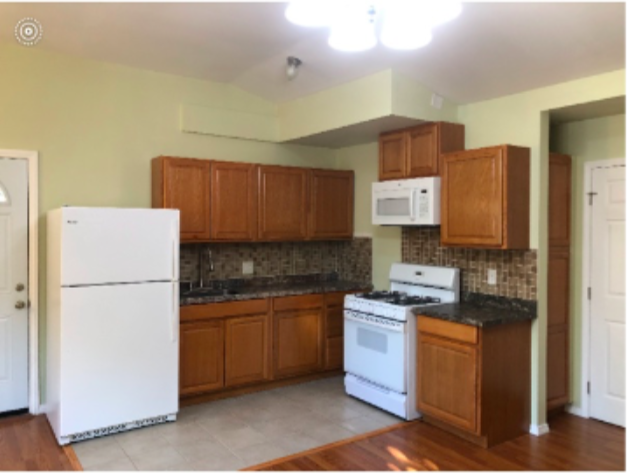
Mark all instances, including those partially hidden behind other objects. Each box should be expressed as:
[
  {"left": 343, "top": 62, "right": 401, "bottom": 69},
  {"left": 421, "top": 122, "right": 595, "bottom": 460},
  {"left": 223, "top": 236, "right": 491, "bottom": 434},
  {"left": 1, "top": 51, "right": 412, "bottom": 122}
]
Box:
[
  {"left": 180, "top": 238, "right": 372, "bottom": 285},
  {"left": 402, "top": 227, "right": 537, "bottom": 300}
]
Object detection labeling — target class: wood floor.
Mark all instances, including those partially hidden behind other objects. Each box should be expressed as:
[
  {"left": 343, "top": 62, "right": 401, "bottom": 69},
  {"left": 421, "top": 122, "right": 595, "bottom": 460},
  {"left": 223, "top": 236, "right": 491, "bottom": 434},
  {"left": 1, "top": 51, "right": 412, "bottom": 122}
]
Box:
[
  {"left": 0, "top": 414, "right": 80, "bottom": 471},
  {"left": 252, "top": 414, "right": 625, "bottom": 471},
  {"left": 0, "top": 412, "right": 623, "bottom": 471}
]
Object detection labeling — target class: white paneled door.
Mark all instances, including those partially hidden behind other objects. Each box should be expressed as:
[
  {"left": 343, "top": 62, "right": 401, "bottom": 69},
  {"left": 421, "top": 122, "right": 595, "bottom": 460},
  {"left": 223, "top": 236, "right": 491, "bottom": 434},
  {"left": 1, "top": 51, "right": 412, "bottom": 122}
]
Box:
[
  {"left": 0, "top": 158, "right": 29, "bottom": 413},
  {"left": 590, "top": 165, "right": 626, "bottom": 427}
]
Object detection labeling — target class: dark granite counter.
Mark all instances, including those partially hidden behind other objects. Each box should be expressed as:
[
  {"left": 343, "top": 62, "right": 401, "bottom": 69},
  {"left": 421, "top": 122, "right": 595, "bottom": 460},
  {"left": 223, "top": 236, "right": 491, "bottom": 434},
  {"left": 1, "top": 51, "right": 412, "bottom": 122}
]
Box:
[
  {"left": 180, "top": 275, "right": 370, "bottom": 306},
  {"left": 412, "top": 292, "right": 537, "bottom": 328}
]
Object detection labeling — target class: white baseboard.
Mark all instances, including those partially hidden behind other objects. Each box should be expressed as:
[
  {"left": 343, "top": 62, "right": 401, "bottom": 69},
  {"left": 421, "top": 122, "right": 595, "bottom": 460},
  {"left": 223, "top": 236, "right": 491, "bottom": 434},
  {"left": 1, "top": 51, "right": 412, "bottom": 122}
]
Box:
[
  {"left": 34, "top": 404, "right": 46, "bottom": 415},
  {"left": 529, "top": 423, "right": 550, "bottom": 436},
  {"left": 566, "top": 405, "right": 588, "bottom": 418}
]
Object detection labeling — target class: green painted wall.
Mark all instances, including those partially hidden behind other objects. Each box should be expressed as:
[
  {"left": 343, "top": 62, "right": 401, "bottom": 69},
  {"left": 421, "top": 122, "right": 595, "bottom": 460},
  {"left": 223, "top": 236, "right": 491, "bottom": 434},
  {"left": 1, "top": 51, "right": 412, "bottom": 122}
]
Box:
[
  {"left": 551, "top": 114, "right": 626, "bottom": 412},
  {"left": 457, "top": 69, "right": 625, "bottom": 428},
  {"left": 0, "top": 43, "right": 337, "bottom": 399},
  {"left": 335, "top": 142, "right": 401, "bottom": 290}
]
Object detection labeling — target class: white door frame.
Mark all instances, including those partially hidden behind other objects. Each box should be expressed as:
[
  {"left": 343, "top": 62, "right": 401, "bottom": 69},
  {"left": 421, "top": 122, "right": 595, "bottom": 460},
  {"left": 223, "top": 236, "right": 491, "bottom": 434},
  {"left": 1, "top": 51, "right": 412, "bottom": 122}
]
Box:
[
  {"left": 575, "top": 158, "right": 625, "bottom": 419},
  {"left": 0, "top": 149, "right": 39, "bottom": 415}
]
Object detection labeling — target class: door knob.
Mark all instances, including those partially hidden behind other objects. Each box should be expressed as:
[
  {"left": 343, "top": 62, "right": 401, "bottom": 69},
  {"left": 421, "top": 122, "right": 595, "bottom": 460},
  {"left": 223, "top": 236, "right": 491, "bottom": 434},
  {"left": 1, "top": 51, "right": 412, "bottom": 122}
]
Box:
[
  {"left": 15, "top": 301, "right": 26, "bottom": 310},
  {"left": 16, "top": 283, "right": 25, "bottom": 292}
]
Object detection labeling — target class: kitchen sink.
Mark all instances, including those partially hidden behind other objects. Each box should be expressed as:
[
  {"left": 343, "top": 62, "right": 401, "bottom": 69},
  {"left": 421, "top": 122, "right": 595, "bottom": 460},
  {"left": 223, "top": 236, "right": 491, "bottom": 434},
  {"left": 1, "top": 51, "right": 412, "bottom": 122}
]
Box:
[{"left": 182, "top": 287, "right": 240, "bottom": 298}]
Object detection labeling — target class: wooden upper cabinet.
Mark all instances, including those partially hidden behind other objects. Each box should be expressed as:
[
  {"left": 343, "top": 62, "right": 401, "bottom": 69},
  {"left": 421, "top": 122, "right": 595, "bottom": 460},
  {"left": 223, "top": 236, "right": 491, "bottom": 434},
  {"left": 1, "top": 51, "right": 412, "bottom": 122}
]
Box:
[
  {"left": 258, "top": 165, "right": 309, "bottom": 241},
  {"left": 179, "top": 320, "right": 224, "bottom": 396},
  {"left": 210, "top": 161, "right": 257, "bottom": 241},
  {"left": 549, "top": 153, "right": 572, "bottom": 248},
  {"left": 379, "top": 122, "right": 465, "bottom": 181},
  {"left": 379, "top": 132, "right": 407, "bottom": 180},
  {"left": 152, "top": 157, "right": 211, "bottom": 241},
  {"left": 441, "top": 145, "right": 530, "bottom": 249},
  {"left": 309, "top": 170, "right": 354, "bottom": 240}
]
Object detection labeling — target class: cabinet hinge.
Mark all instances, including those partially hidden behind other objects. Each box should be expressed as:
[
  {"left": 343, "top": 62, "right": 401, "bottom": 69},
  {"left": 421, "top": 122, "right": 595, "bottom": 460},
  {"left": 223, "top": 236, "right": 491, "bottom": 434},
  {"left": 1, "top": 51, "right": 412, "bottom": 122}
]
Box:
[
  {"left": 588, "top": 192, "right": 598, "bottom": 205},
  {"left": 587, "top": 287, "right": 592, "bottom": 300},
  {"left": 587, "top": 381, "right": 591, "bottom": 395}
]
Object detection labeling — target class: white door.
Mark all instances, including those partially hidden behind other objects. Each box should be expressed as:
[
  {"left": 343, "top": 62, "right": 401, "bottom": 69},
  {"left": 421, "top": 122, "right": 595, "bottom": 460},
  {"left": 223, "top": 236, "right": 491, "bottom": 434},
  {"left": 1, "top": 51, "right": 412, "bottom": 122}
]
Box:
[
  {"left": 590, "top": 165, "right": 626, "bottom": 427},
  {"left": 0, "top": 158, "right": 29, "bottom": 414}
]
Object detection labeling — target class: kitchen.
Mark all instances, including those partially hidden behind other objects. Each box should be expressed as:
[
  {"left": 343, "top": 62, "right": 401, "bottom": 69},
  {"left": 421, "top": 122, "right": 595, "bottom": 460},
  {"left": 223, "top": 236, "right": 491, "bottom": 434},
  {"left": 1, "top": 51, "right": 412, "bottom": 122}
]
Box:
[{"left": 0, "top": 2, "right": 625, "bottom": 472}]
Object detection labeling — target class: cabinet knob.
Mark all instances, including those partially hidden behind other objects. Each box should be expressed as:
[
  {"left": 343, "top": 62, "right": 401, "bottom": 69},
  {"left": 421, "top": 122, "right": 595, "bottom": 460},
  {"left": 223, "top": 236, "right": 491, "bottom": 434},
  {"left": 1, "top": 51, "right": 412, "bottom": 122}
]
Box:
[
  {"left": 15, "top": 301, "right": 26, "bottom": 310},
  {"left": 16, "top": 283, "right": 25, "bottom": 292}
]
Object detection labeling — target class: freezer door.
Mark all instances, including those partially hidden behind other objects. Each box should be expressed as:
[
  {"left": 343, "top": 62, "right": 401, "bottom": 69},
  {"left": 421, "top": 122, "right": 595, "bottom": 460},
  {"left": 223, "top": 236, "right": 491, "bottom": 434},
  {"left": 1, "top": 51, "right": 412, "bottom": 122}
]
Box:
[
  {"left": 58, "top": 283, "right": 179, "bottom": 437},
  {"left": 60, "top": 207, "right": 179, "bottom": 286}
]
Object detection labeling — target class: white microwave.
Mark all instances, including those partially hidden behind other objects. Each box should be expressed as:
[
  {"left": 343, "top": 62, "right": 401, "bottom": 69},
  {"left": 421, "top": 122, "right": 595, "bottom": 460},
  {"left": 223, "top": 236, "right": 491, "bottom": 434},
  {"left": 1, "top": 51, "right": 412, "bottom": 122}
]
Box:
[{"left": 372, "top": 177, "right": 441, "bottom": 226}]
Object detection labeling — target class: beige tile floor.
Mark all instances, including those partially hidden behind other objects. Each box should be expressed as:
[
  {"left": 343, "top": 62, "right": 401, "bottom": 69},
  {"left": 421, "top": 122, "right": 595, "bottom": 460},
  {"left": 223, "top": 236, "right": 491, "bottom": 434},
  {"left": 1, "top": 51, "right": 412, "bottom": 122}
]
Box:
[{"left": 73, "top": 376, "right": 403, "bottom": 471}]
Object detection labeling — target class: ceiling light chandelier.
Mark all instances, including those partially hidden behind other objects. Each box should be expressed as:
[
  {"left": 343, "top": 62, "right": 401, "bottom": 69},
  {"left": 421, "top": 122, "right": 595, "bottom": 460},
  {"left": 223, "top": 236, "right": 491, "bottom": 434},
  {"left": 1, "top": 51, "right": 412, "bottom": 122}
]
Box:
[{"left": 285, "top": 1, "right": 462, "bottom": 52}]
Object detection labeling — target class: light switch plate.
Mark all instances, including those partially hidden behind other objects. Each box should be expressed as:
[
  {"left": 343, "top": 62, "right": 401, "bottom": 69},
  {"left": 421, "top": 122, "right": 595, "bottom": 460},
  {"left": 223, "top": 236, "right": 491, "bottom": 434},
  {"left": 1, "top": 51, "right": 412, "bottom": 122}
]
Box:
[
  {"left": 242, "top": 261, "right": 254, "bottom": 275},
  {"left": 488, "top": 269, "right": 497, "bottom": 285}
]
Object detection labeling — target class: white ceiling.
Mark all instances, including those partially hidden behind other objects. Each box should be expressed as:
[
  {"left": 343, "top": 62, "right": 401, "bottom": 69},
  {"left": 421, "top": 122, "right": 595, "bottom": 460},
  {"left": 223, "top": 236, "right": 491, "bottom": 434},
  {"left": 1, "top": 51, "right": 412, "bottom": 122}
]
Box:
[{"left": 0, "top": 2, "right": 624, "bottom": 104}]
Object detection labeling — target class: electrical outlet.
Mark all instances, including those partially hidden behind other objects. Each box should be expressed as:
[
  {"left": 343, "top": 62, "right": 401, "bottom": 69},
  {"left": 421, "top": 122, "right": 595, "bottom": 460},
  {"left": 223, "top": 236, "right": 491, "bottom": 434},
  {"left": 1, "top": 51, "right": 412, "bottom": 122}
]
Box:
[
  {"left": 242, "top": 261, "right": 254, "bottom": 275},
  {"left": 488, "top": 269, "right": 497, "bottom": 286}
]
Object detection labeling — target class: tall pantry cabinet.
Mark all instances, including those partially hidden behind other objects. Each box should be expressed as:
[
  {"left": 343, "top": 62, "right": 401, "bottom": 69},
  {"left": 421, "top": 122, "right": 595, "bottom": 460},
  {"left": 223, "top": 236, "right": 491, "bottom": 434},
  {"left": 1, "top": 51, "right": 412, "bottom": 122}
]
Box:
[{"left": 547, "top": 152, "right": 572, "bottom": 412}]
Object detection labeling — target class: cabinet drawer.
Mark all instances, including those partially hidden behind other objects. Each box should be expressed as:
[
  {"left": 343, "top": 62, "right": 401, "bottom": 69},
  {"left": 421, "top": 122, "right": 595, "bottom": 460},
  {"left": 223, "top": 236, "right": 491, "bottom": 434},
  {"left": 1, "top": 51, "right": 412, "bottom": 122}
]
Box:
[
  {"left": 274, "top": 294, "right": 324, "bottom": 312},
  {"left": 417, "top": 316, "right": 478, "bottom": 345},
  {"left": 181, "top": 299, "right": 269, "bottom": 322}
]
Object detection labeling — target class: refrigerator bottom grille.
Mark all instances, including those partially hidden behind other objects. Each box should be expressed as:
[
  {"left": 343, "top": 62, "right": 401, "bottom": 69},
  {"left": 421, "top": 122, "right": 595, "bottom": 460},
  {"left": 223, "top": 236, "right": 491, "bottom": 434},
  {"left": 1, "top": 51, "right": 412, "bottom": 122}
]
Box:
[{"left": 65, "top": 413, "right": 176, "bottom": 444}]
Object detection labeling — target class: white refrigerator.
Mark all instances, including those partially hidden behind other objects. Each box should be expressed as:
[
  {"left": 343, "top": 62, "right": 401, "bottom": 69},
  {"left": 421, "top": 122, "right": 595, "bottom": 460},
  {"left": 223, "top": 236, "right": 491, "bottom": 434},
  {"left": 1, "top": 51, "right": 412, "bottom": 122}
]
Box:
[{"left": 46, "top": 207, "right": 180, "bottom": 445}]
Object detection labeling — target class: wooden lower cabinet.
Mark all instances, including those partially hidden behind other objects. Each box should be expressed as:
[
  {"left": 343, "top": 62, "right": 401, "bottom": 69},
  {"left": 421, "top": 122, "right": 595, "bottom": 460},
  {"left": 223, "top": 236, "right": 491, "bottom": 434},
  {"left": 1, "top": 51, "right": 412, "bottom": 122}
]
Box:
[
  {"left": 273, "top": 295, "right": 324, "bottom": 379},
  {"left": 416, "top": 316, "right": 531, "bottom": 447},
  {"left": 225, "top": 314, "right": 271, "bottom": 387},
  {"left": 180, "top": 320, "right": 224, "bottom": 396},
  {"left": 418, "top": 334, "right": 479, "bottom": 433},
  {"left": 180, "top": 291, "right": 357, "bottom": 400}
]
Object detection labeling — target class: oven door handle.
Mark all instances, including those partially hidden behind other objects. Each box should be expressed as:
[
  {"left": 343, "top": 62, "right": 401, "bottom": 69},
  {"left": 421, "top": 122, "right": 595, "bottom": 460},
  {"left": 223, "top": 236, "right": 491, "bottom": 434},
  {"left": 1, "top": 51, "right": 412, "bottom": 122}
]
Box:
[{"left": 344, "top": 311, "right": 405, "bottom": 333}]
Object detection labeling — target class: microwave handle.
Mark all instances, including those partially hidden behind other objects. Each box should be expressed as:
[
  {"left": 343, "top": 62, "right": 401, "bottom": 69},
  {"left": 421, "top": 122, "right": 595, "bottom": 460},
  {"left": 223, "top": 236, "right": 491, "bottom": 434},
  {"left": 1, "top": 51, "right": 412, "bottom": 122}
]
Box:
[{"left": 409, "top": 189, "right": 416, "bottom": 221}]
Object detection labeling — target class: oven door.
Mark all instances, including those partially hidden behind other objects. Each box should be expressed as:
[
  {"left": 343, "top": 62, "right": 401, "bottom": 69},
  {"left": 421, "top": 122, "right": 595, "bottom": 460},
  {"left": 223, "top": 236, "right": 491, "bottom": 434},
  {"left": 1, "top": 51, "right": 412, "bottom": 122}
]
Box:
[{"left": 344, "top": 310, "right": 407, "bottom": 393}]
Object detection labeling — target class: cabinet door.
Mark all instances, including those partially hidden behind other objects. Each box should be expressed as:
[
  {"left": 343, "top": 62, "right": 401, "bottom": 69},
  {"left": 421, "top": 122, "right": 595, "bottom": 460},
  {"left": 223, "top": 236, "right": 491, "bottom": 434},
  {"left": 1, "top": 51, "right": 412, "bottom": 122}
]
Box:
[
  {"left": 324, "top": 298, "right": 345, "bottom": 370},
  {"left": 379, "top": 132, "right": 407, "bottom": 181},
  {"left": 152, "top": 157, "right": 211, "bottom": 241},
  {"left": 210, "top": 161, "right": 257, "bottom": 241},
  {"left": 309, "top": 170, "right": 354, "bottom": 240},
  {"left": 407, "top": 124, "right": 439, "bottom": 177},
  {"left": 549, "top": 153, "right": 572, "bottom": 248},
  {"left": 417, "top": 333, "right": 479, "bottom": 433},
  {"left": 547, "top": 327, "right": 570, "bottom": 410},
  {"left": 548, "top": 249, "right": 570, "bottom": 328},
  {"left": 274, "top": 309, "right": 323, "bottom": 378},
  {"left": 258, "top": 166, "right": 308, "bottom": 240},
  {"left": 441, "top": 149, "right": 504, "bottom": 247},
  {"left": 225, "top": 314, "right": 270, "bottom": 387},
  {"left": 180, "top": 320, "right": 224, "bottom": 395}
]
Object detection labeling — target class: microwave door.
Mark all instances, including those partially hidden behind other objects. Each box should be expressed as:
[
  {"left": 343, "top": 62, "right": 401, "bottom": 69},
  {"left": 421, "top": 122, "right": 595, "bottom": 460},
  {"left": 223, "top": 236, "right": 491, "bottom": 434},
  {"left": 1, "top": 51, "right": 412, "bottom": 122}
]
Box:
[{"left": 373, "top": 189, "right": 416, "bottom": 224}]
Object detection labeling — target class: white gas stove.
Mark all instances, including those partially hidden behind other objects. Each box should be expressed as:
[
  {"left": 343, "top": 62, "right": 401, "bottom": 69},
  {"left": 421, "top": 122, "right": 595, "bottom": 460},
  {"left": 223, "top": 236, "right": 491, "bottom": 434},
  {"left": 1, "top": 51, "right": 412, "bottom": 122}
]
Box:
[{"left": 344, "top": 263, "right": 460, "bottom": 421}]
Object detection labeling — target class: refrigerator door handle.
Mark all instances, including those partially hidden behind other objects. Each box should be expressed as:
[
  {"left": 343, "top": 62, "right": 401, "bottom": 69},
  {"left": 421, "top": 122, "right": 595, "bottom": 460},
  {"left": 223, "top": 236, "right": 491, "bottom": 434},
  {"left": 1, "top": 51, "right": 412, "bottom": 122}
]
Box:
[
  {"left": 171, "top": 284, "right": 179, "bottom": 343},
  {"left": 171, "top": 222, "right": 179, "bottom": 281}
]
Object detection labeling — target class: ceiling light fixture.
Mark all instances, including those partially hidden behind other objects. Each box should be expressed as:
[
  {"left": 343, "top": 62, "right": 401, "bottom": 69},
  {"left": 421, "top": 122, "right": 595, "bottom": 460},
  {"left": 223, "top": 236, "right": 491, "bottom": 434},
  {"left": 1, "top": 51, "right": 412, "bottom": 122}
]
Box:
[
  {"left": 284, "top": 1, "right": 462, "bottom": 52},
  {"left": 286, "top": 56, "right": 302, "bottom": 80}
]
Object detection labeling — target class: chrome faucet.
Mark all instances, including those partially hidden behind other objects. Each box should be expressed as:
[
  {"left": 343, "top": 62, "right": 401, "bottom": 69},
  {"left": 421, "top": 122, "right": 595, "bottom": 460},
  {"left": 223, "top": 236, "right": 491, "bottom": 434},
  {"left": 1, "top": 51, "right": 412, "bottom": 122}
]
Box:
[{"left": 198, "top": 247, "right": 215, "bottom": 289}]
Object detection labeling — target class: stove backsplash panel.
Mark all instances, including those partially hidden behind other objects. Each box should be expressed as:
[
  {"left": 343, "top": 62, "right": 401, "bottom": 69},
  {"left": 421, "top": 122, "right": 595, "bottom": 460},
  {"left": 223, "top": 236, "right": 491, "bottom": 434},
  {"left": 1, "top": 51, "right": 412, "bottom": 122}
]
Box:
[
  {"left": 402, "top": 227, "right": 537, "bottom": 300},
  {"left": 180, "top": 238, "right": 372, "bottom": 284}
]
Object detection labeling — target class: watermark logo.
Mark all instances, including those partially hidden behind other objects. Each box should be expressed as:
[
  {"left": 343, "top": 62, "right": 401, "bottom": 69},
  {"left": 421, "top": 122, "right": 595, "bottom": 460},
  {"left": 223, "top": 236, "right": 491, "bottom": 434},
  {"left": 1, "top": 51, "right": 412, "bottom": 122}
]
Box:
[{"left": 15, "top": 17, "right": 43, "bottom": 46}]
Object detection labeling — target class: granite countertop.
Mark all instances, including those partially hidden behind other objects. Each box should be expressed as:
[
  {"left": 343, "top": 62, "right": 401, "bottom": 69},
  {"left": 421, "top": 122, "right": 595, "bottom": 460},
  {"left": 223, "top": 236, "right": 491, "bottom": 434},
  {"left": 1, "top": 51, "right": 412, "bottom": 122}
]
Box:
[
  {"left": 412, "top": 293, "right": 537, "bottom": 328},
  {"left": 180, "top": 278, "right": 371, "bottom": 306}
]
